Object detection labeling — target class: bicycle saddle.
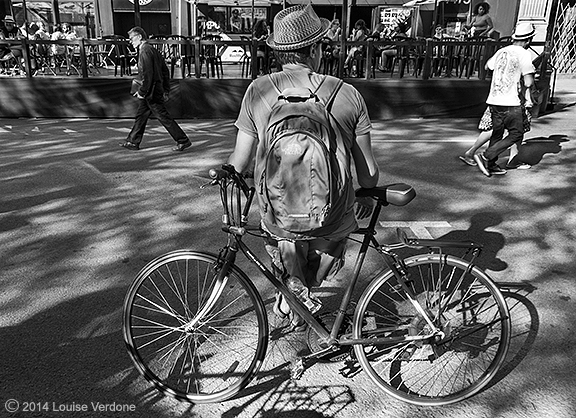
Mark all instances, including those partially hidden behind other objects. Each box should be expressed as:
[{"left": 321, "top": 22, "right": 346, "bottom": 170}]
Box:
[{"left": 355, "top": 183, "right": 416, "bottom": 206}]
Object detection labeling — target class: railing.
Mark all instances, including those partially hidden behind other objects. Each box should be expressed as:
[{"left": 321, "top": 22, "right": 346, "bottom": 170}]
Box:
[{"left": 0, "top": 37, "right": 547, "bottom": 81}]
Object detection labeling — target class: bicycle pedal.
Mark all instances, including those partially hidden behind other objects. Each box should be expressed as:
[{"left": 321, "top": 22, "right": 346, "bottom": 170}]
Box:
[{"left": 290, "top": 359, "right": 305, "bottom": 380}]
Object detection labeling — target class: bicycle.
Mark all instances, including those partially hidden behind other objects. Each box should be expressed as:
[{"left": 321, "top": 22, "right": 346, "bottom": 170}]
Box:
[{"left": 123, "top": 164, "right": 511, "bottom": 406}]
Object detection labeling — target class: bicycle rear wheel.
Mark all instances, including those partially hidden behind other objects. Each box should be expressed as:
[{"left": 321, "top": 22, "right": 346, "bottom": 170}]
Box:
[
  {"left": 123, "top": 250, "right": 268, "bottom": 403},
  {"left": 353, "top": 253, "right": 510, "bottom": 406}
]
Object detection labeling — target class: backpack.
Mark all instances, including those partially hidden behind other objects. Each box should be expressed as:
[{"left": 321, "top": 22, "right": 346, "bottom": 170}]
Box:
[{"left": 256, "top": 75, "right": 346, "bottom": 236}]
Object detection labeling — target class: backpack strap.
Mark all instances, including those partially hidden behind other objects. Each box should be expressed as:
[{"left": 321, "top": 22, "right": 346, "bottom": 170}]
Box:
[
  {"left": 313, "top": 76, "right": 344, "bottom": 112},
  {"left": 255, "top": 75, "right": 283, "bottom": 112}
]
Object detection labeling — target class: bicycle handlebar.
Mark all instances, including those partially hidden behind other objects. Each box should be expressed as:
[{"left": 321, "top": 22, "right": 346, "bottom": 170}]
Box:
[
  {"left": 209, "top": 164, "right": 253, "bottom": 197},
  {"left": 209, "top": 164, "right": 256, "bottom": 229}
]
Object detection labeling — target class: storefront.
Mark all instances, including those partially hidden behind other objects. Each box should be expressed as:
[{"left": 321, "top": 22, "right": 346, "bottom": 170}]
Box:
[{"left": 1, "top": 0, "right": 556, "bottom": 44}]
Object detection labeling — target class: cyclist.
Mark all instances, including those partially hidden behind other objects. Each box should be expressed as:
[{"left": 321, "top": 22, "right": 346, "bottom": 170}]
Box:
[{"left": 227, "top": 4, "right": 379, "bottom": 330}]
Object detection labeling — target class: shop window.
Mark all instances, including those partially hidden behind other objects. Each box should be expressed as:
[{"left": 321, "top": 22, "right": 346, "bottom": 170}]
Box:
[{"left": 518, "top": 0, "right": 551, "bottom": 22}]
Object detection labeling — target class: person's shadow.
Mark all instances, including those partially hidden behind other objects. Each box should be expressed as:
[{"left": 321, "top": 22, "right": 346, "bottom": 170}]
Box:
[
  {"left": 510, "top": 134, "right": 568, "bottom": 167},
  {"left": 437, "top": 212, "right": 508, "bottom": 272}
]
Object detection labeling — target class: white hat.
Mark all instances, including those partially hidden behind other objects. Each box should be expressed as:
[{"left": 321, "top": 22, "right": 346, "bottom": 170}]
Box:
[
  {"left": 3, "top": 15, "right": 16, "bottom": 24},
  {"left": 266, "top": 4, "right": 330, "bottom": 51},
  {"left": 512, "top": 22, "right": 535, "bottom": 40}
]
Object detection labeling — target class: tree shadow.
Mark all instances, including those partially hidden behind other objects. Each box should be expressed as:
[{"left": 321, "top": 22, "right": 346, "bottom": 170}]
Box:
[{"left": 0, "top": 287, "right": 176, "bottom": 417}]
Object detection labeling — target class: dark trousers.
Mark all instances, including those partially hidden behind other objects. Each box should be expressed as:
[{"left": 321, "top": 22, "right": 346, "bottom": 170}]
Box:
[
  {"left": 127, "top": 97, "right": 188, "bottom": 145},
  {"left": 484, "top": 105, "right": 524, "bottom": 165}
]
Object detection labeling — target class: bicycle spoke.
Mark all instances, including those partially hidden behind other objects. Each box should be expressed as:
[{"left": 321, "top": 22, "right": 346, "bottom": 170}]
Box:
[
  {"left": 124, "top": 251, "right": 267, "bottom": 403},
  {"left": 354, "top": 254, "right": 510, "bottom": 405}
]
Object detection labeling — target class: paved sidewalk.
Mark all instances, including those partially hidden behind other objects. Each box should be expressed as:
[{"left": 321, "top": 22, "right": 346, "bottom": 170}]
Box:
[{"left": 0, "top": 77, "right": 575, "bottom": 418}]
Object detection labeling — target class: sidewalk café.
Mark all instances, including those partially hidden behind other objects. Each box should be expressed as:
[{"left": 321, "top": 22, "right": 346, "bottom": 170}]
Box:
[{"left": 0, "top": 0, "right": 567, "bottom": 120}]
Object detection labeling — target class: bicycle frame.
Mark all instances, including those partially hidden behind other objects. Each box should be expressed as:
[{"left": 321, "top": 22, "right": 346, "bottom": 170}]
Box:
[
  {"left": 124, "top": 164, "right": 511, "bottom": 406},
  {"left": 206, "top": 164, "right": 485, "bottom": 351}
]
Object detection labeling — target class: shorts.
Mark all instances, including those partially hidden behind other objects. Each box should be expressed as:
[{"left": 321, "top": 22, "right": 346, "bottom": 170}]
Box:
[
  {"left": 478, "top": 106, "right": 531, "bottom": 133},
  {"left": 264, "top": 236, "right": 347, "bottom": 289}
]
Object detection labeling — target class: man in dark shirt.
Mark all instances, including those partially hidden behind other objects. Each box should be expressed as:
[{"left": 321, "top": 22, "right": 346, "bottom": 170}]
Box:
[{"left": 120, "top": 26, "right": 191, "bottom": 151}]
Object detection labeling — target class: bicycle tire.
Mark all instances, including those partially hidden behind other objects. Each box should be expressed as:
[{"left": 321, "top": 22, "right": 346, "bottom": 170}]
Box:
[
  {"left": 352, "top": 253, "right": 511, "bottom": 406},
  {"left": 123, "top": 250, "right": 268, "bottom": 403}
]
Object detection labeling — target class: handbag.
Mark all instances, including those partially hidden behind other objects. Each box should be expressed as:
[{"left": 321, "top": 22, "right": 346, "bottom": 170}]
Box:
[{"left": 130, "top": 78, "right": 142, "bottom": 95}]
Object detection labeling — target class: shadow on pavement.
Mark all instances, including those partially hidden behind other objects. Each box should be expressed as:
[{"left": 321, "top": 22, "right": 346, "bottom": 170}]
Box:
[{"left": 514, "top": 134, "right": 568, "bottom": 167}]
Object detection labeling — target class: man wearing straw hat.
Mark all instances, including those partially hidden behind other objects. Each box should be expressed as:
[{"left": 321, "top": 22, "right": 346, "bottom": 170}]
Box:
[
  {"left": 227, "top": 4, "right": 379, "bottom": 330},
  {"left": 474, "top": 22, "right": 536, "bottom": 177}
]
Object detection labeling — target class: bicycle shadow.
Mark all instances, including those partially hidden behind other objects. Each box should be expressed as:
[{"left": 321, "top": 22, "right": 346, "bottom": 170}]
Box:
[
  {"left": 223, "top": 380, "right": 353, "bottom": 418},
  {"left": 220, "top": 297, "right": 355, "bottom": 418},
  {"left": 512, "top": 134, "right": 568, "bottom": 167},
  {"left": 487, "top": 281, "right": 540, "bottom": 388}
]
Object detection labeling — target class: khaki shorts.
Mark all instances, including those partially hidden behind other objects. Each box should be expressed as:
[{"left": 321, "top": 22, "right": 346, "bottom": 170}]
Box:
[{"left": 265, "top": 236, "right": 347, "bottom": 289}]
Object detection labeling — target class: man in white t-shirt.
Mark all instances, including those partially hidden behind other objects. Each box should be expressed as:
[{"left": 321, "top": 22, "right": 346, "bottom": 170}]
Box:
[{"left": 474, "top": 23, "right": 536, "bottom": 177}]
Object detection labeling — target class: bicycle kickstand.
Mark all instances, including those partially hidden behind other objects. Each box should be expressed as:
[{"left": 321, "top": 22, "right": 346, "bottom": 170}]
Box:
[{"left": 290, "top": 345, "right": 337, "bottom": 380}]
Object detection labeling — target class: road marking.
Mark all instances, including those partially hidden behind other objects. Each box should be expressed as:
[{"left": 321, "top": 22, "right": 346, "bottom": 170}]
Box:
[{"left": 379, "top": 221, "right": 452, "bottom": 239}]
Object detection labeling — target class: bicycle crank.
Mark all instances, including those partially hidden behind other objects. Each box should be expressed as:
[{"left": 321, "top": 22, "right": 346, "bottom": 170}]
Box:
[{"left": 305, "top": 313, "right": 352, "bottom": 362}]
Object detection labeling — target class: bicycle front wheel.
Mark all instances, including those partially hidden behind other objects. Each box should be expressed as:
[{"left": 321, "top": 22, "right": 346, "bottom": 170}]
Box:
[
  {"left": 353, "top": 253, "right": 511, "bottom": 406},
  {"left": 123, "top": 250, "right": 268, "bottom": 403}
]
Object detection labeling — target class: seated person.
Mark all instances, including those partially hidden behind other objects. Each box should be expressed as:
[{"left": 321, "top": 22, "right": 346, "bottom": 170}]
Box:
[
  {"left": 51, "top": 24, "right": 67, "bottom": 57},
  {"left": 324, "top": 19, "right": 342, "bottom": 62},
  {"left": 379, "top": 21, "right": 408, "bottom": 72},
  {"left": 0, "top": 15, "right": 24, "bottom": 62},
  {"left": 230, "top": 9, "right": 242, "bottom": 33},
  {"left": 344, "top": 19, "right": 369, "bottom": 74},
  {"left": 252, "top": 19, "right": 270, "bottom": 73}
]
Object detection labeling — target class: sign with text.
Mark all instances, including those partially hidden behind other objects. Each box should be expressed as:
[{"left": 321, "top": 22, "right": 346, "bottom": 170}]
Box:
[{"left": 113, "top": 0, "right": 170, "bottom": 12}]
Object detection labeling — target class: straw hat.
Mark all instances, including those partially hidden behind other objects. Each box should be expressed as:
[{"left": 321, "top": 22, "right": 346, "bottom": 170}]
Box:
[
  {"left": 3, "top": 15, "right": 16, "bottom": 24},
  {"left": 266, "top": 4, "right": 330, "bottom": 51},
  {"left": 512, "top": 22, "right": 535, "bottom": 40}
]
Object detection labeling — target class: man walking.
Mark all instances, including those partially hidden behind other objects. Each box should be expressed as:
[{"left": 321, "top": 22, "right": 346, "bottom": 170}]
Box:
[
  {"left": 227, "top": 4, "right": 379, "bottom": 330},
  {"left": 474, "top": 23, "right": 536, "bottom": 176},
  {"left": 120, "top": 26, "right": 191, "bottom": 152}
]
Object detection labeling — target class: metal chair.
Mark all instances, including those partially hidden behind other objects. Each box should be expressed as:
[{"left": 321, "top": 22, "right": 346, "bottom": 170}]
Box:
[
  {"left": 201, "top": 34, "right": 224, "bottom": 78},
  {"left": 101, "top": 35, "right": 132, "bottom": 76}
]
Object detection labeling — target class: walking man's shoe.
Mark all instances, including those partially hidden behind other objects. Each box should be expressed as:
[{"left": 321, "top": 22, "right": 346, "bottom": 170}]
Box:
[
  {"left": 172, "top": 140, "right": 192, "bottom": 152},
  {"left": 473, "top": 153, "right": 491, "bottom": 177},
  {"left": 119, "top": 141, "right": 140, "bottom": 151},
  {"left": 489, "top": 165, "right": 507, "bottom": 175}
]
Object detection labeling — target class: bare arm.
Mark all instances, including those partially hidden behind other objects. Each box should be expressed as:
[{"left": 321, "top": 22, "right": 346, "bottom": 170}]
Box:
[
  {"left": 523, "top": 73, "right": 536, "bottom": 107},
  {"left": 523, "top": 73, "right": 534, "bottom": 89},
  {"left": 351, "top": 132, "right": 379, "bottom": 219},
  {"left": 227, "top": 129, "right": 257, "bottom": 173},
  {"left": 352, "top": 132, "right": 379, "bottom": 188}
]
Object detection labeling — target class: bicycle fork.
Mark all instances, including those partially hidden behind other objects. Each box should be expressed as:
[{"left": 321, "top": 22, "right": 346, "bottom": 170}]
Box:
[{"left": 179, "top": 247, "right": 237, "bottom": 333}]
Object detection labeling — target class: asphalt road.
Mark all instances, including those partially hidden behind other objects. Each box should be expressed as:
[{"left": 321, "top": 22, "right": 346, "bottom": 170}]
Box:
[{"left": 1, "top": 79, "right": 575, "bottom": 418}]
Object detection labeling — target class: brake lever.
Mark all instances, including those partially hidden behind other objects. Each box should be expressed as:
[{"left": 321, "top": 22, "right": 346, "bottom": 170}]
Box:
[{"left": 200, "top": 179, "right": 218, "bottom": 189}]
